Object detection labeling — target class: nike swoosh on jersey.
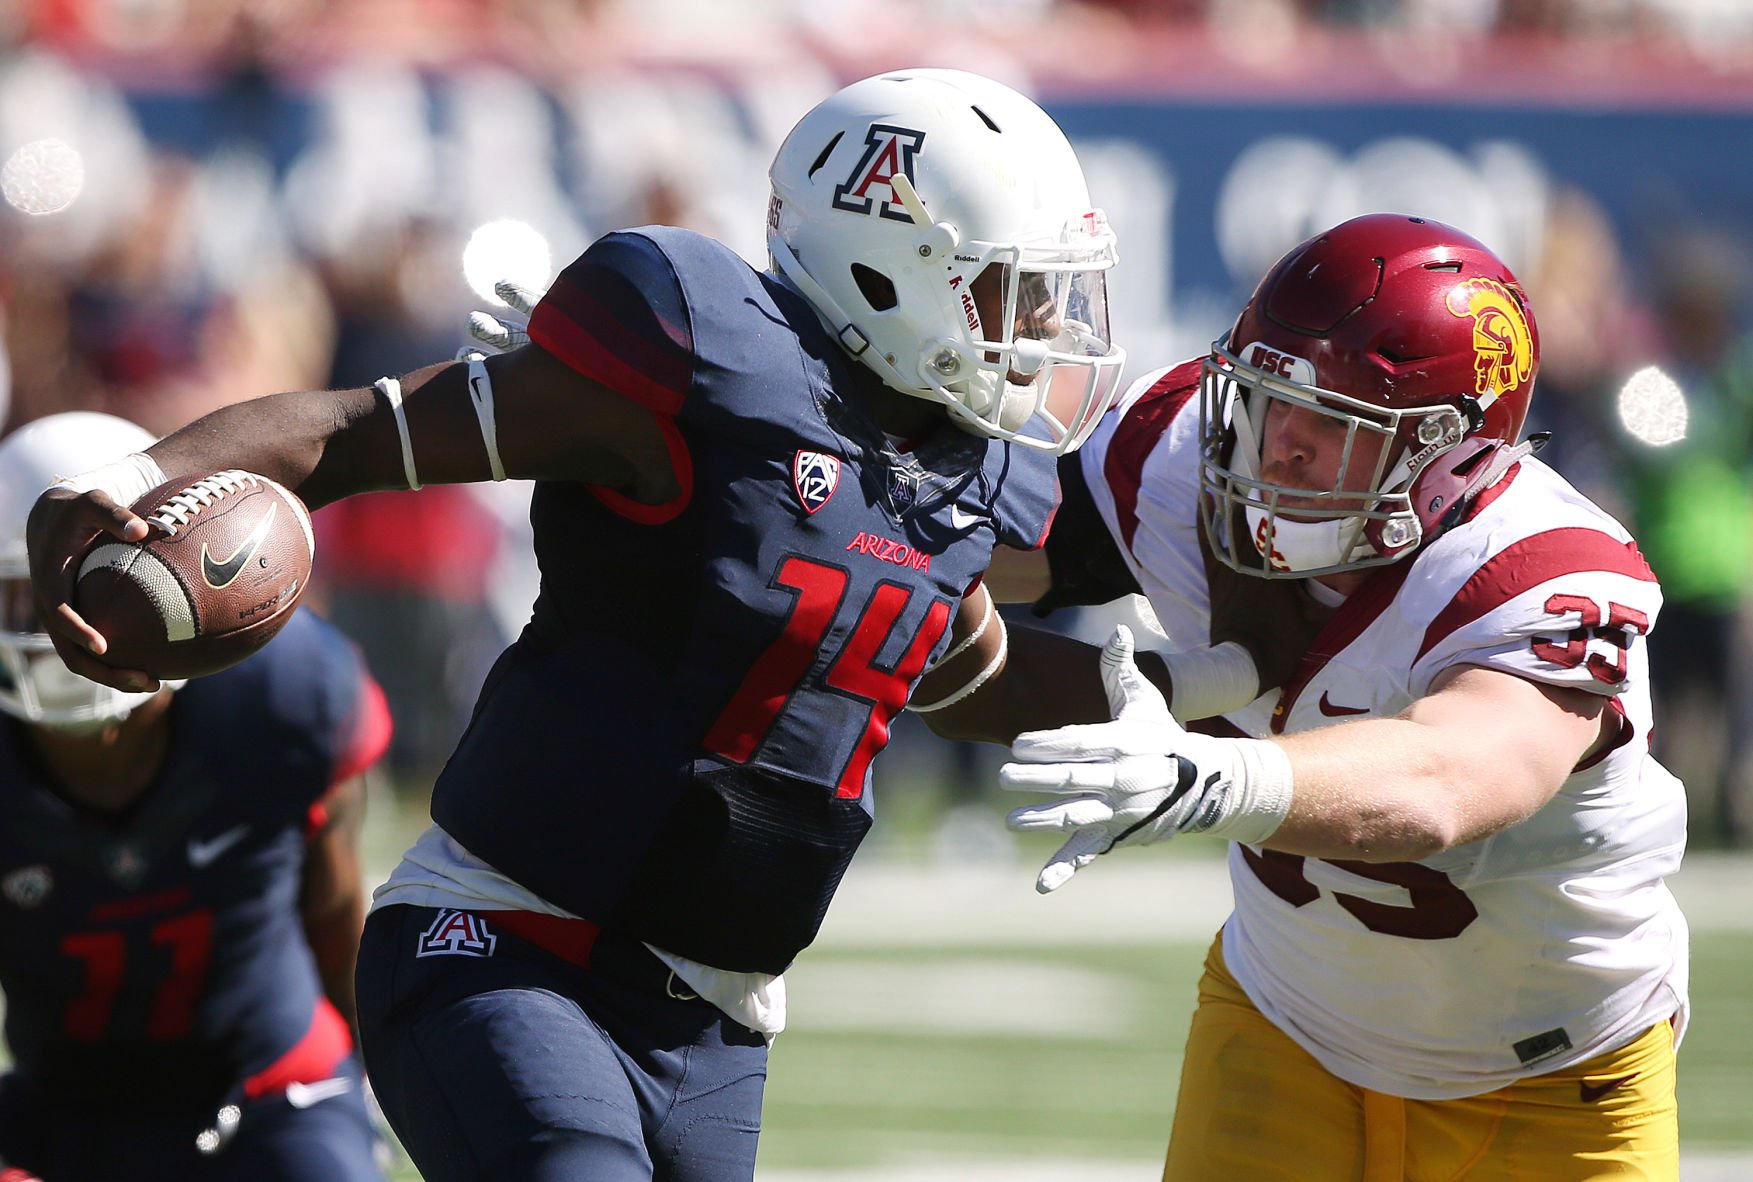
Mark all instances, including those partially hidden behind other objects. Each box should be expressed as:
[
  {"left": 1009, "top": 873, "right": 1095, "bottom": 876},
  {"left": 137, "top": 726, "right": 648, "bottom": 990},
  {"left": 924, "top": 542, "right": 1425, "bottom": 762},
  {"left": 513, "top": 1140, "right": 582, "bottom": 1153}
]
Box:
[
  {"left": 201, "top": 502, "right": 277, "bottom": 588},
  {"left": 1578, "top": 1075, "right": 1632, "bottom": 1103},
  {"left": 1317, "top": 691, "right": 1371, "bottom": 717},
  {"left": 948, "top": 505, "right": 984, "bottom": 530},
  {"left": 187, "top": 824, "right": 250, "bottom": 868},
  {"left": 283, "top": 1077, "right": 354, "bottom": 1109}
]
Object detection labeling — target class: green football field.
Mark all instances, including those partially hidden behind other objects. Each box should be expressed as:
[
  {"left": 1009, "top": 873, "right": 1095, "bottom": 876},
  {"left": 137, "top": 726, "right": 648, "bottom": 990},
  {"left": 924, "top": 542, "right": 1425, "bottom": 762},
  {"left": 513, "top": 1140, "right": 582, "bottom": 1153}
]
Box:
[
  {"left": 752, "top": 929, "right": 1753, "bottom": 1178},
  {"left": 362, "top": 789, "right": 1753, "bottom": 1180}
]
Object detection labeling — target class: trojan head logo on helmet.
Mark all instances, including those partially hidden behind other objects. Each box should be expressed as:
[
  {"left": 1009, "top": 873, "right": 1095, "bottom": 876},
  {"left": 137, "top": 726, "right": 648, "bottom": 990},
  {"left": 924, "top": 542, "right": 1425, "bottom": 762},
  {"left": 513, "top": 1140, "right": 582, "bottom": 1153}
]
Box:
[
  {"left": 767, "top": 68, "right": 1126, "bottom": 455},
  {"left": 0, "top": 412, "right": 183, "bottom": 729},
  {"left": 1448, "top": 277, "right": 1537, "bottom": 406},
  {"left": 1198, "top": 213, "right": 1540, "bottom": 579}
]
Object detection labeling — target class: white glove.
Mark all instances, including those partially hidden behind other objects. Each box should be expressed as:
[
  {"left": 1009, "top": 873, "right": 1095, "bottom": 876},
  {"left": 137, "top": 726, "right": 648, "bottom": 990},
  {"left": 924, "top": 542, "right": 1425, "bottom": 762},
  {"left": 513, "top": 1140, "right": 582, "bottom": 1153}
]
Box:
[
  {"left": 1000, "top": 625, "right": 1294, "bottom": 893},
  {"left": 458, "top": 280, "right": 543, "bottom": 360}
]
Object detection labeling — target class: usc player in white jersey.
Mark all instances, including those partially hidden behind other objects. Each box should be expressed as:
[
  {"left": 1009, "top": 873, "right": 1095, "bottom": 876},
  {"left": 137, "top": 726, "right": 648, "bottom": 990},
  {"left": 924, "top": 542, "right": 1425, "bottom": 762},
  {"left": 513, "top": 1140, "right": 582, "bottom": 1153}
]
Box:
[{"left": 915, "top": 214, "right": 1687, "bottom": 1180}]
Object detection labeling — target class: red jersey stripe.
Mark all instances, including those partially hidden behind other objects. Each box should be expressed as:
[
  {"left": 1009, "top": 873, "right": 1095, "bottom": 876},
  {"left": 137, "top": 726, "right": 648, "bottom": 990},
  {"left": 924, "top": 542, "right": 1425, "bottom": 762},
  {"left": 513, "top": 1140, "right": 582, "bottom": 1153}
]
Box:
[
  {"left": 587, "top": 413, "right": 695, "bottom": 525},
  {"left": 1104, "top": 362, "right": 1200, "bottom": 552},
  {"left": 1417, "top": 528, "right": 1657, "bottom": 664},
  {"left": 529, "top": 275, "right": 690, "bottom": 415},
  {"left": 241, "top": 996, "right": 353, "bottom": 1099},
  {"left": 333, "top": 673, "right": 393, "bottom": 786}
]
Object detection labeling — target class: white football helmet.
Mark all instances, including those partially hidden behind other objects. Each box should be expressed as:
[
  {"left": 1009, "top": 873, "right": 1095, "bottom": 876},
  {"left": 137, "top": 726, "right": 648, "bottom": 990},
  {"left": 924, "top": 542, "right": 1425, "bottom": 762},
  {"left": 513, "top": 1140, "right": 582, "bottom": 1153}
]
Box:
[
  {"left": 0, "top": 412, "right": 175, "bottom": 730},
  {"left": 768, "top": 68, "right": 1125, "bottom": 454}
]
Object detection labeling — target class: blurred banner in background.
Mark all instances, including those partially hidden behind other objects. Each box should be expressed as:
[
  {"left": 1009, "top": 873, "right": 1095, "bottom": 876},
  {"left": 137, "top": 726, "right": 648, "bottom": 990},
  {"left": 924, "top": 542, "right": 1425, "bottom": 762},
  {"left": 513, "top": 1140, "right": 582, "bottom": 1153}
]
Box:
[{"left": 3, "top": 0, "right": 1751, "bottom": 839}]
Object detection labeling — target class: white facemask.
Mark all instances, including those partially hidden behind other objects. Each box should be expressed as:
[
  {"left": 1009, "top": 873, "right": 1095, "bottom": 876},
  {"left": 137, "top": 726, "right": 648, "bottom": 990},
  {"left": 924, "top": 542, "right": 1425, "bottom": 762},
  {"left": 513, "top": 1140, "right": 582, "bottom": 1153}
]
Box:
[{"left": 0, "top": 638, "right": 163, "bottom": 733}]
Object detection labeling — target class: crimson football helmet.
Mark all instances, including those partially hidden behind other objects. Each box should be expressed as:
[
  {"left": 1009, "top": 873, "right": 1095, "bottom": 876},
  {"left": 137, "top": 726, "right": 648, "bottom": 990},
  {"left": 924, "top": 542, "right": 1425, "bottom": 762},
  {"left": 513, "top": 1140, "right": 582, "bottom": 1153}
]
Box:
[{"left": 1200, "top": 213, "right": 1540, "bottom": 579}]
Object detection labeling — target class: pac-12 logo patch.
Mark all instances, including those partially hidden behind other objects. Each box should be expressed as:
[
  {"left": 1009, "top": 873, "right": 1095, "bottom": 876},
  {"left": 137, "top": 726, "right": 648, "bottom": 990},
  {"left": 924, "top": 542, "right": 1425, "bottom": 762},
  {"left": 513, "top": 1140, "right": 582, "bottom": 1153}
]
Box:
[
  {"left": 833, "top": 124, "right": 925, "bottom": 222},
  {"left": 793, "top": 451, "right": 842, "bottom": 514},
  {"left": 416, "top": 909, "right": 499, "bottom": 958}
]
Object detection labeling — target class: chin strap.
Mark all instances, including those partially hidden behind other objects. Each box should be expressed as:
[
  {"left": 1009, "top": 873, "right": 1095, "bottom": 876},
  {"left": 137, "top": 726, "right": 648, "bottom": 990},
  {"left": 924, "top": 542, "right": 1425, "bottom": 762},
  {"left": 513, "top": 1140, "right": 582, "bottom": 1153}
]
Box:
[
  {"left": 1437, "top": 434, "right": 1545, "bottom": 534},
  {"left": 1465, "top": 436, "right": 1540, "bottom": 498},
  {"left": 766, "top": 239, "right": 885, "bottom": 373}
]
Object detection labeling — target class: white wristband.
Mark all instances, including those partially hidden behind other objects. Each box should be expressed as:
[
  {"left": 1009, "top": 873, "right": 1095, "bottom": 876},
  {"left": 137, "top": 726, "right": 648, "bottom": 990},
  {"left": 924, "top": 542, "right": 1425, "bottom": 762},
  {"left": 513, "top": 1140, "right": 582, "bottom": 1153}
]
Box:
[
  {"left": 933, "top": 587, "right": 993, "bottom": 667},
  {"left": 51, "top": 452, "right": 169, "bottom": 509},
  {"left": 375, "top": 376, "right": 422, "bottom": 490},
  {"left": 908, "top": 609, "right": 1008, "bottom": 714},
  {"left": 1201, "top": 737, "right": 1294, "bottom": 845},
  {"left": 1160, "top": 641, "right": 1260, "bottom": 720},
  {"left": 465, "top": 358, "right": 507, "bottom": 481}
]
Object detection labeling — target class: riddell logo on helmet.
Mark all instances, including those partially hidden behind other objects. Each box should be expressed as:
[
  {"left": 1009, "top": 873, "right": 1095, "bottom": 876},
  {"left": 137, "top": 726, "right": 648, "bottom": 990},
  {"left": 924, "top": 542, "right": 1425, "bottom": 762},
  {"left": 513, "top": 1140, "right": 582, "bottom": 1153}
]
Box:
[
  {"left": 946, "top": 273, "right": 980, "bottom": 334},
  {"left": 1446, "top": 278, "right": 1535, "bottom": 400},
  {"left": 832, "top": 124, "right": 925, "bottom": 223},
  {"left": 1242, "top": 342, "right": 1316, "bottom": 386}
]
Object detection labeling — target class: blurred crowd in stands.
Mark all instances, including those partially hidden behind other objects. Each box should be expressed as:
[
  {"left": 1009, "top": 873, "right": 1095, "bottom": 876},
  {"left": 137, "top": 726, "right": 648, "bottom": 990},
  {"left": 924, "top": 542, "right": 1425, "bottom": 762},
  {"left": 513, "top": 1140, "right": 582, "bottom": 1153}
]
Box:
[
  {"left": 7, "top": 1, "right": 1753, "bottom": 60},
  {"left": 2, "top": 0, "right": 1751, "bottom": 846}
]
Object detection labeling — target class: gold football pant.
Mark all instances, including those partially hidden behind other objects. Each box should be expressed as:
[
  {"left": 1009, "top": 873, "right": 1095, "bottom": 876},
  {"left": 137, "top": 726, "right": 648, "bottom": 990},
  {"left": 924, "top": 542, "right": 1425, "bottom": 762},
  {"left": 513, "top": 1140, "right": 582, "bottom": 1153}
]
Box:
[{"left": 1162, "top": 937, "right": 1678, "bottom": 1182}]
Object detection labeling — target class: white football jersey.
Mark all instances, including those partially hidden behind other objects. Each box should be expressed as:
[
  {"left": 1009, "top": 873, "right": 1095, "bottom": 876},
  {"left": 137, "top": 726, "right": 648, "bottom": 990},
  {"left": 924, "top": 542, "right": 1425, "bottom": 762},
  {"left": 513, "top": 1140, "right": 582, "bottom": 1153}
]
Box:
[{"left": 1077, "top": 364, "right": 1689, "bottom": 1100}]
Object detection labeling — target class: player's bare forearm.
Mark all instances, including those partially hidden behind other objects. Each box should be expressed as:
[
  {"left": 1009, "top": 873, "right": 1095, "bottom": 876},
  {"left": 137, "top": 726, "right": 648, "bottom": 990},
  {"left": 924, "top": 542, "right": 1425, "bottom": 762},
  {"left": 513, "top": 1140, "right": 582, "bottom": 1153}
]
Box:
[
  {"left": 146, "top": 385, "right": 391, "bottom": 511},
  {"left": 1259, "top": 667, "right": 1607, "bottom": 861},
  {"left": 300, "top": 777, "right": 369, "bottom": 1028},
  {"left": 148, "top": 346, "right": 677, "bottom": 510},
  {"left": 918, "top": 619, "right": 1144, "bottom": 744},
  {"left": 149, "top": 358, "right": 518, "bottom": 509}
]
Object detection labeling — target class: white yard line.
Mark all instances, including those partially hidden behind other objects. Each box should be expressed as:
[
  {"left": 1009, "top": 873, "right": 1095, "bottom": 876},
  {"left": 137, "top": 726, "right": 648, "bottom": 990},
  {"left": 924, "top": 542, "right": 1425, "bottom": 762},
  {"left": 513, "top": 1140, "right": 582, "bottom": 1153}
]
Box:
[
  {"left": 814, "top": 849, "right": 1753, "bottom": 950},
  {"left": 763, "top": 1151, "right": 1753, "bottom": 1181},
  {"left": 813, "top": 854, "right": 1232, "bottom": 948}
]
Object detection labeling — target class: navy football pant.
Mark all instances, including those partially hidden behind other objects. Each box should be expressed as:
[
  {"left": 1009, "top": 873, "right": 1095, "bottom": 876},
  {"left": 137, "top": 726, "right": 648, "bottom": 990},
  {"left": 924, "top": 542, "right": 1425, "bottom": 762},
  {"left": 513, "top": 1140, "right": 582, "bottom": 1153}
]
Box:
[
  {"left": 0, "top": 1053, "right": 383, "bottom": 1182},
  {"left": 355, "top": 904, "right": 768, "bottom": 1182}
]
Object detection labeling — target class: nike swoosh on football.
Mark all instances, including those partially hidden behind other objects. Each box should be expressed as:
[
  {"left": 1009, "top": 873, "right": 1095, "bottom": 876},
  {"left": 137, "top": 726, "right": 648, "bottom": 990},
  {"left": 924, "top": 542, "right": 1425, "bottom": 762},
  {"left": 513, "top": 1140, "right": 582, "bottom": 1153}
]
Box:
[
  {"left": 284, "top": 1078, "right": 354, "bottom": 1109},
  {"left": 1317, "top": 692, "right": 1371, "bottom": 717},
  {"left": 200, "top": 502, "right": 277, "bottom": 589},
  {"left": 187, "top": 824, "right": 250, "bottom": 868},
  {"left": 1578, "top": 1075, "right": 1632, "bottom": 1103}
]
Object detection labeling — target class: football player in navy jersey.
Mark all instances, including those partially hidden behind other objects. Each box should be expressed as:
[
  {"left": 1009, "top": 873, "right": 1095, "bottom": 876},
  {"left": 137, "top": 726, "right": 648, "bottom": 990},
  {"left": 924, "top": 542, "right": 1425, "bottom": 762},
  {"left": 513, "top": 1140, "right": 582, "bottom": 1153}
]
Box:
[
  {"left": 25, "top": 69, "right": 1125, "bottom": 1181},
  {"left": 0, "top": 412, "right": 392, "bottom": 1181}
]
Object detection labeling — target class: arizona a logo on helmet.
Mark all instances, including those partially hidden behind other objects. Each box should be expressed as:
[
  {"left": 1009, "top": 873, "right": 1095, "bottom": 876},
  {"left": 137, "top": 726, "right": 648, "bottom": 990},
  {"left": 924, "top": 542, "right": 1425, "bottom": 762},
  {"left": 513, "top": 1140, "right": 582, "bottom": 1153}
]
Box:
[{"left": 832, "top": 124, "right": 925, "bottom": 222}]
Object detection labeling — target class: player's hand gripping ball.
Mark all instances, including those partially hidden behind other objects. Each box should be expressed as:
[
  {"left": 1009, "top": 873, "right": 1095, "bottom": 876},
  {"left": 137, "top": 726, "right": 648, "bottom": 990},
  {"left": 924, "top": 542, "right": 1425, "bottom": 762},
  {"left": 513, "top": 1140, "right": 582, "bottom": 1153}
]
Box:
[{"left": 73, "top": 471, "right": 314, "bottom": 679}]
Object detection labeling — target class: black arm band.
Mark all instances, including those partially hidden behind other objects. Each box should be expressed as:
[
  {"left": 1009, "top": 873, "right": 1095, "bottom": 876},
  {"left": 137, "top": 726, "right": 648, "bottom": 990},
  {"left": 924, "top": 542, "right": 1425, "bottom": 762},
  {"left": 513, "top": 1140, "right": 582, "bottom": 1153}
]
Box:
[{"left": 1032, "top": 452, "right": 1142, "bottom": 617}]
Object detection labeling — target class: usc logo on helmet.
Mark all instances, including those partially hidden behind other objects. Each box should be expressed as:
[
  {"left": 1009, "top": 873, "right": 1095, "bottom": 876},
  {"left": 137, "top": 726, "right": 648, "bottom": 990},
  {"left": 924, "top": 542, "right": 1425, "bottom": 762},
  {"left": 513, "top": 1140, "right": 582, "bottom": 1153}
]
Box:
[{"left": 1446, "top": 278, "right": 1535, "bottom": 402}]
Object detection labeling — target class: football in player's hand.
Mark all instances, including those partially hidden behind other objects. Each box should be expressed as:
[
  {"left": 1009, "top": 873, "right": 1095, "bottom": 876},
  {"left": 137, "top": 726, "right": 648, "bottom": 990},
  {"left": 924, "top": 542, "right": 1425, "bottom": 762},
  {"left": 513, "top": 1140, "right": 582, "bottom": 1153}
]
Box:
[{"left": 73, "top": 471, "right": 314, "bottom": 680}]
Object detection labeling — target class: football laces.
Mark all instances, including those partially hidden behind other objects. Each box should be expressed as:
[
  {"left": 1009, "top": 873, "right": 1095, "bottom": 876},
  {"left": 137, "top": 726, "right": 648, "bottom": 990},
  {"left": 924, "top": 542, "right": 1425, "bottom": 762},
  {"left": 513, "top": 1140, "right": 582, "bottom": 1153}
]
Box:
[{"left": 145, "top": 471, "right": 259, "bottom": 536}]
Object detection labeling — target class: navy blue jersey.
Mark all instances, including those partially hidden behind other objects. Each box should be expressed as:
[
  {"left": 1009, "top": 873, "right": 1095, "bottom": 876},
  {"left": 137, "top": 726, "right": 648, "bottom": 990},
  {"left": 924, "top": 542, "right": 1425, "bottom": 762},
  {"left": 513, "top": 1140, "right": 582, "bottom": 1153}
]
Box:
[
  {"left": 0, "top": 611, "right": 388, "bottom": 1116},
  {"left": 433, "top": 227, "right": 1058, "bottom": 972}
]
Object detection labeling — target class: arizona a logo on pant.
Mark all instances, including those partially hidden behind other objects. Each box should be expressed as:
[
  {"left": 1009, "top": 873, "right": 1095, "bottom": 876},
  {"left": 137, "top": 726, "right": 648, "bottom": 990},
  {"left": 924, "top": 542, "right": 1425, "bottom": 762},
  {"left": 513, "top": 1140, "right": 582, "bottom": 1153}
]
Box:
[{"left": 416, "top": 909, "right": 499, "bottom": 958}]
